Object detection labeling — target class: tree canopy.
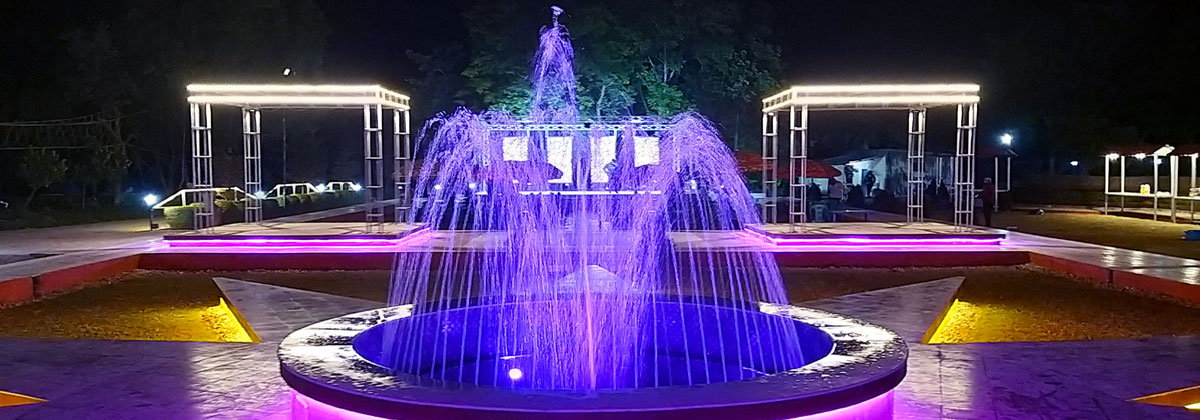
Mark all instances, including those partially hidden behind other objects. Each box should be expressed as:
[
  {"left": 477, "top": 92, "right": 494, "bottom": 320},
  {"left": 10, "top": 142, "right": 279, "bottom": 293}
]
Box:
[{"left": 455, "top": 0, "right": 779, "bottom": 137}]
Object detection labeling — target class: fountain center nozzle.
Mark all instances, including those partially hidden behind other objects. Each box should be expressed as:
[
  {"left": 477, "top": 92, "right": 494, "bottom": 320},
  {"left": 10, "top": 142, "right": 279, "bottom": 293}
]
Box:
[{"left": 551, "top": 6, "right": 564, "bottom": 26}]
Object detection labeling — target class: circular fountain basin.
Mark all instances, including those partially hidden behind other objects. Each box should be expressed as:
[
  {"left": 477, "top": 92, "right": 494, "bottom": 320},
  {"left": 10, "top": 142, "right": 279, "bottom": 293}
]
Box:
[{"left": 279, "top": 301, "right": 907, "bottom": 420}]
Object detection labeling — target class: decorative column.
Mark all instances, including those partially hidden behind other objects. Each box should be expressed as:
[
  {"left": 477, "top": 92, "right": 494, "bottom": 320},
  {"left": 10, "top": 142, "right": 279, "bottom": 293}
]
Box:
[
  {"left": 242, "top": 108, "right": 263, "bottom": 223},
  {"left": 189, "top": 102, "right": 214, "bottom": 230}
]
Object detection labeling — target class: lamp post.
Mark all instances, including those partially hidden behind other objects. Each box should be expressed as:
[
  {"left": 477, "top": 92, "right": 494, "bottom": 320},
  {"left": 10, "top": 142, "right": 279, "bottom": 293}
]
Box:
[
  {"left": 994, "top": 132, "right": 1015, "bottom": 212},
  {"left": 143, "top": 194, "right": 159, "bottom": 230}
]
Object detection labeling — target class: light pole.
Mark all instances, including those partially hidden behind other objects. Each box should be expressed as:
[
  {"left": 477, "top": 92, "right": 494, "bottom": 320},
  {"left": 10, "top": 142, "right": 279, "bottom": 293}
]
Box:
[
  {"left": 143, "top": 194, "right": 159, "bottom": 230},
  {"left": 282, "top": 67, "right": 292, "bottom": 183},
  {"left": 994, "top": 132, "right": 1015, "bottom": 212}
]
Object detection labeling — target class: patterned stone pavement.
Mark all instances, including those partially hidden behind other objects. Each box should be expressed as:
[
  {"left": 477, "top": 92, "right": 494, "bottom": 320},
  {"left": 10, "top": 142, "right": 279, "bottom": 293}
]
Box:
[{"left": 2, "top": 276, "right": 1198, "bottom": 419}]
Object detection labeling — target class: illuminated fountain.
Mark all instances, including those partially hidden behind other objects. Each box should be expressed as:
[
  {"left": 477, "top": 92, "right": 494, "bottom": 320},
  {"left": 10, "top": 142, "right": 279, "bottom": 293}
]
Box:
[{"left": 280, "top": 7, "right": 905, "bottom": 419}]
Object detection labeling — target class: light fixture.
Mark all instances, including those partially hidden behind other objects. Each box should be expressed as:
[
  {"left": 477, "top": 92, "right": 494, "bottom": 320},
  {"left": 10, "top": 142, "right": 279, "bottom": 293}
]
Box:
[
  {"left": 1152, "top": 145, "right": 1175, "bottom": 157},
  {"left": 1000, "top": 133, "right": 1013, "bottom": 146},
  {"left": 1069, "top": 160, "right": 1079, "bottom": 167},
  {"left": 468, "top": 182, "right": 478, "bottom": 190},
  {"left": 507, "top": 368, "right": 523, "bottom": 381},
  {"left": 314, "top": 184, "right": 327, "bottom": 193},
  {"left": 1134, "top": 153, "right": 1147, "bottom": 160},
  {"left": 350, "top": 183, "right": 363, "bottom": 192},
  {"left": 282, "top": 68, "right": 292, "bottom": 77},
  {"left": 1105, "top": 153, "right": 1120, "bottom": 160},
  {"left": 144, "top": 194, "right": 160, "bottom": 230},
  {"left": 254, "top": 191, "right": 267, "bottom": 199}
]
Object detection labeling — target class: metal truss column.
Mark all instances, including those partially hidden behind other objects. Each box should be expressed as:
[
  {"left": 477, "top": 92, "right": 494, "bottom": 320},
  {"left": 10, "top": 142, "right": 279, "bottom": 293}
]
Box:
[
  {"left": 363, "top": 104, "right": 385, "bottom": 231},
  {"left": 1120, "top": 155, "right": 1126, "bottom": 211},
  {"left": 241, "top": 108, "right": 263, "bottom": 223},
  {"left": 906, "top": 108, "right": 927, "bottom": 223},
  {"left": 1104, "top": 157, "right": 1110, "bottom": 214},
  {"left": 1190, "top": 155, "right": 1197, "bottom": 221},
  {"left": 189, "top": 102, "right": 215, "bottom": 231},
  {"left": 952, "top": 103, "right": 978, "bottom": 229},
  {"left": 393, "top": 108, "right": 412, "bottom": 224},
  {"left": 787, "top": 105, "right": 809, "bottom": 231},
  {"left": 761, "top": 112, "right": 779, "bottom": 224}
]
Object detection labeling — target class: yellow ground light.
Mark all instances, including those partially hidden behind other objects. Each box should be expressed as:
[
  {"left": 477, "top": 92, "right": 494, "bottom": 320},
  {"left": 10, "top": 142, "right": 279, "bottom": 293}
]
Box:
[
  {"left": 0, "top": 390, "right": 44, "bottom": 408},
  {"left": 1131, "top": 384, "right": 1200, "bottom": 411},
  {"left": 925, "top": 266, "right": 1200, "bottom": 343},
  {"left": 0, "top": 272, "right": 256, "bottom": 343}
]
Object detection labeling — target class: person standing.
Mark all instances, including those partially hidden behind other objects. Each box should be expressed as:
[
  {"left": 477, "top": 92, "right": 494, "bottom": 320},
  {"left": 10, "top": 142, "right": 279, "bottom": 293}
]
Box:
[
  {"left": 828, "top": 178, "right": 846, "bottom": 212},
  {"left": 980, "top": 177, "right": 996, "bottom": 227},
  {"left": 863, "top": 171, "right": 876, "bottom": 195}
]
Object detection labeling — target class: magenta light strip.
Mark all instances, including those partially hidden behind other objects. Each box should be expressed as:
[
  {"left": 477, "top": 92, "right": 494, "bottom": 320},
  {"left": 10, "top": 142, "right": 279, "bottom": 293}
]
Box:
[
  {"left": 165, "top": 226, "right": 431, "bottom": 249},
  {"left": 743, "top": 227, "right": 1002, "bottom": 248},
  {"left": 289, "top": 390, "right": 896, "bottom": 420}
]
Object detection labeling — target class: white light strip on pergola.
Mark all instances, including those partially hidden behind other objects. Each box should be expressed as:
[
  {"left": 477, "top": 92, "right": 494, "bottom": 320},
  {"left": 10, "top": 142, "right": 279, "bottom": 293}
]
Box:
[
  {"left": 186, "top": 84, "right": 410, "bottom": 110},
  {"left": 762, "top": 84, "right": 980, "bottom": 112}
]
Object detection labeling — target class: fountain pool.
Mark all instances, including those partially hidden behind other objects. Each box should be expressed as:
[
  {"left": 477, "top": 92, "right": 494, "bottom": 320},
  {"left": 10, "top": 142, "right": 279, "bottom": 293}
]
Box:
[{"left": 279, "top": 6, "right": 907, "bottom": 419}]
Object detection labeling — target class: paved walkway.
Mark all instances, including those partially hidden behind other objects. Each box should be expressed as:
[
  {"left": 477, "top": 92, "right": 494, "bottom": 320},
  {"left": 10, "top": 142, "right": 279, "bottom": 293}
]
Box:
[{"left": 3, "top": 276, "right": 1198, "bottom": 419}]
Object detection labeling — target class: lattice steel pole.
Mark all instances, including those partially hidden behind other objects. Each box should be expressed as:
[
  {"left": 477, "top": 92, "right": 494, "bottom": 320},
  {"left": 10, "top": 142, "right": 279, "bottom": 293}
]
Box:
[
  {"left": 761, "top": 112, "right": 779, "bottom": 224},
  {"left": 393, "top": 108, "right": 412, "bottom": 224},
  {"left": 788, "top": 105, "right": 809, "bottom": 232},
  {"left": 906, "top": 108, "right": 927, "bottom": 223},
  {"left": 364, "top": 104, "right": 385, "bottom": 231},
  {"left": 953, "top": 103, "right": 978, "bottom": 229},
  {"left": 189, "top": 102, "right": 214, "bottom": 231},
  {"left": 242, "top": 108, "right": 263, "bottom": 223}
]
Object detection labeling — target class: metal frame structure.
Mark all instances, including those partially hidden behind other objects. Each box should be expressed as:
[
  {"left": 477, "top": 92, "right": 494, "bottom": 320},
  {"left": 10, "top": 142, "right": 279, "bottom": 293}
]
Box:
[
  {"left": 761, "top": 84, "right": 981, "bottom": 231},
  {"left": 186, "top": 84, "right": 411, "bottom": 232},
  {"left": 482, "top": 117, "right": 674, "bottom": 191},
  {"left": 1103, "top": 146, "right": 1179, "bottom": 222}
]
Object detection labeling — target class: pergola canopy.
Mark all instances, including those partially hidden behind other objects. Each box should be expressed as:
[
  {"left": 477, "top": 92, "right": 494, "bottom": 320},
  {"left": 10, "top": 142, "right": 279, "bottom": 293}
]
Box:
[
  {"left": 762, "top": 84, "right": 980, "bottom": 112},
  {"left": 187, "top": 84, "right": 410, "bottom": 110},
  {"left": 185, "top": 82, "right": 412, "bottom": 231}
]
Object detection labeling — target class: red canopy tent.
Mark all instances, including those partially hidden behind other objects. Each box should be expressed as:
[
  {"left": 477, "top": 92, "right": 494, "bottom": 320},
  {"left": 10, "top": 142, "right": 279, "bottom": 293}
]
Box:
[{"left": 734, "top": 151, "right": 841, "bottom": 179}]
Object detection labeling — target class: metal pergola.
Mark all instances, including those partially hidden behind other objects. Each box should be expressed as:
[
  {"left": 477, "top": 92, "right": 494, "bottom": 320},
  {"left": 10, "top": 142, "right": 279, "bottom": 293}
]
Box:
[
  {"left": 1103, "top": 145, "right": 1184, "bottom": 222},
  {"left": 482, "top": 116, "right": 673, "bottom": 190},
  {"left": 761, "top": 84, "right": 981, "bottom": 231},
  {"left": 186, "top": 84, "right": 411, "bottom": 232}
]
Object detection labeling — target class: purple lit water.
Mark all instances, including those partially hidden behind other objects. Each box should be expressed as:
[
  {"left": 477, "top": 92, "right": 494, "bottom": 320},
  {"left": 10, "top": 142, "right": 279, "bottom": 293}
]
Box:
[{"left": 384, "top": 7, "right": 804, "bottom": 391}]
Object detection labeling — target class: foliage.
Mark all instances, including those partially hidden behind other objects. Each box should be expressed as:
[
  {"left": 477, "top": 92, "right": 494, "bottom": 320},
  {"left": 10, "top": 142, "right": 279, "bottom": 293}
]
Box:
[
  {"left": 19, "top": 150, "right": 69, "bottom": 207},
  {"left": 0, "top": 0, "right": 331, "bottom": 204},
  {"left": 454, "top": 0, "right": 780, "bottom": 130}
]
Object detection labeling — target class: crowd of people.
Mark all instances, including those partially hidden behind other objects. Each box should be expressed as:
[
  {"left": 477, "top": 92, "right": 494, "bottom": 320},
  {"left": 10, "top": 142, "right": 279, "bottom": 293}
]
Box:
[{"left": 796, "top": 171, "right": 997, "bottom": 226}]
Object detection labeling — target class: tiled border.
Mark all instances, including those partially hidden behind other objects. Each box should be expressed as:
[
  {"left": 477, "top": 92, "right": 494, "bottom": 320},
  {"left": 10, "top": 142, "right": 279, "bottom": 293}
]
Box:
[{"left": 3, "top": 248, "right": 1199, "bottom": 308}]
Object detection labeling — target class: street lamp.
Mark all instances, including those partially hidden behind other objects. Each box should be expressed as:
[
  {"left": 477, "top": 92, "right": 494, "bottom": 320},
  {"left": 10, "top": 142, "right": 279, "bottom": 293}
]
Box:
[
  {"left": 1070, "top": 160, "right": 1079, "bottom": 167},
  {"left": 143, "top": 194, "right": 159, "bottom": 230},
  {"left": 1000, "top": 133, "right": 1013, "bottom": 146}
]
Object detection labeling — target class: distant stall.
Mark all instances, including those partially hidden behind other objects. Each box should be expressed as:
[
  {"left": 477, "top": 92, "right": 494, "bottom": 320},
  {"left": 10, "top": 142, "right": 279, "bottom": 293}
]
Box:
[{"left": 1103, "top": 145, "right": 1176, "bottom": 221}]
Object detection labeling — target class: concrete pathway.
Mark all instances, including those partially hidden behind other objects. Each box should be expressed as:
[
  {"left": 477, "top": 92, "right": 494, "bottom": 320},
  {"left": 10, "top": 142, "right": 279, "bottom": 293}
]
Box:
[{"left": 2, "top": 277, "right": 1198, "bottom": 419}]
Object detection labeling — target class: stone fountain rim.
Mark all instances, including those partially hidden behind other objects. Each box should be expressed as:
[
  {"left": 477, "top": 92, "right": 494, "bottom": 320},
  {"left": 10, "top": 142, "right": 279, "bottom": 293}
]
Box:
[{"left": 278, "top": 301, "right": 906, "bottom": 419}]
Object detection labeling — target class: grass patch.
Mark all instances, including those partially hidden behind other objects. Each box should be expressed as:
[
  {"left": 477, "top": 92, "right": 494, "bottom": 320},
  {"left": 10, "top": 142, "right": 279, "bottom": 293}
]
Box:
[
  {"left": 0, "top": 271, "right": 254, "bottom": 342},
  {"left": 926, "top": 266, "right": 1200, "bottom": 343}
]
